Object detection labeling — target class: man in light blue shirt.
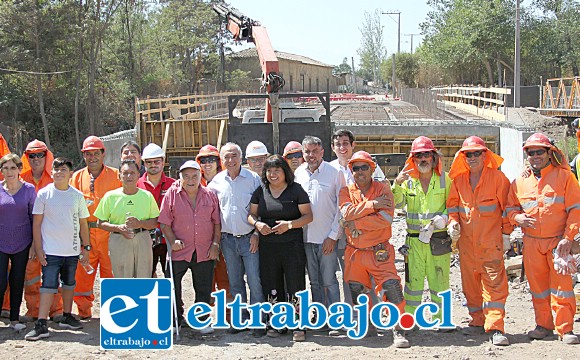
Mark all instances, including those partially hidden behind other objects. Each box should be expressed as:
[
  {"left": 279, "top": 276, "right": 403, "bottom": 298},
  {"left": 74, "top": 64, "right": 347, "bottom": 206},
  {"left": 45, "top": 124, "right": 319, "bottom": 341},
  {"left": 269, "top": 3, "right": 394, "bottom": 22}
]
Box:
[
  {"left": 295, "top": 136, "right": 345, "bottom": 327},
  {"left": 207, "top": 142, "right": 265, "bottom": 337}
]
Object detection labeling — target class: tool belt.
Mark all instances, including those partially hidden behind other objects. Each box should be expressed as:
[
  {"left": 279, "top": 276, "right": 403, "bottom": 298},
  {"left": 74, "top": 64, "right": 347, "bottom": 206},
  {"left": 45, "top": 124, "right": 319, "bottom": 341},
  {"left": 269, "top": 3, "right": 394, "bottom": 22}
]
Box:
[
  {"left": 349, "top": 242, "right": 389, "bottom": 262},
  {"left": 409, "top": 231, "right": 451, "bottom": 256}
]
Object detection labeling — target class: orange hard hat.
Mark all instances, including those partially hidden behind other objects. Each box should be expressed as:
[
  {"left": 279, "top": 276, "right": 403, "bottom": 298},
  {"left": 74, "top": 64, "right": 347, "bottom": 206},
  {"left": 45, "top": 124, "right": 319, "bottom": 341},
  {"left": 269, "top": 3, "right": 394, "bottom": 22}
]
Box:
[
  {"left": 523, "top": 133, "right": 552, "bottom": 149},
  {"left": 25, "top": 139, "right": 48, "bottom": 153},
  {"left": 348, "top": 151, "right": 376, "bottom": 171},
  {"left": 82, "top": 135, "right": 105, "bottom": 152},
  {"left": 283, "top": 141, "right": 302, "bottom": 157},
  {"left": 196, "top": 144, "right": 220, "bottom": 160},
  {"left": 459, "top": 136, "right": 488, "bottom": 152},
  {"left": 410, "top": 136, "right": 436, "bottom": 154}
]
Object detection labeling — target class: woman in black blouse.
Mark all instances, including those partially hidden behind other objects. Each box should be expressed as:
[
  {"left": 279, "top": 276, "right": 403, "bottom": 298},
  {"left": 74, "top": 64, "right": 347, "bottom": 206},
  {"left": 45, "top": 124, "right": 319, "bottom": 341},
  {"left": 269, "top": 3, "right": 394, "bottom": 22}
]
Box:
[{"left": 248, "top": 155, "right": 312, "bottom": 342}]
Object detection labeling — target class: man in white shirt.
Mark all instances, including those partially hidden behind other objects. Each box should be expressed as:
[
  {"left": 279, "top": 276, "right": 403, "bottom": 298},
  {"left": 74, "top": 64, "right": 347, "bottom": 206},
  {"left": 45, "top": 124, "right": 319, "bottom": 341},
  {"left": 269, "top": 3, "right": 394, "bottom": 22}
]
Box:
[
  {"left": 207, "top": 142, "right": 266, "bottom": 337},
  {"left": 295, "top": 136, "right": 345, "bottom": 323}
]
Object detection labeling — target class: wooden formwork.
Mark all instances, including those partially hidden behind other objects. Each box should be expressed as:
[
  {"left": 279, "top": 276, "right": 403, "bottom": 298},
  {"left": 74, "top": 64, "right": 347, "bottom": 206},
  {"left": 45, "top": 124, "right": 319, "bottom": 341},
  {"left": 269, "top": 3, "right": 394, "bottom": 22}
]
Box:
[
  {"left": 432, "top": 86, "right": 510, "bottom": 121},
  {"left": 540, "top": 76, "right": 580, "bottom": 117}
]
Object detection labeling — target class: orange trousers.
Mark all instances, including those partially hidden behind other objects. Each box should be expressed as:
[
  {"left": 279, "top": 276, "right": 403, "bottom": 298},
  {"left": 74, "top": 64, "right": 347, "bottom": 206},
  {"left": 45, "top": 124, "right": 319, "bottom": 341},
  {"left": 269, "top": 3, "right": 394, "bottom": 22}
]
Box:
[
  {"left": 2, "top": 260, "right": 63, "bottom": 318},
  {"left": 73, "top": 228, "right": 113, "bottom": 318},
  {"left": 523, "top": 235, "right": 576, "bottom": 336},
  {"left": 344, "top": 245, "right": 405, "bottom": 314},
  {"left": 459, "top": 246, "right": 508, "bottom": 332}
]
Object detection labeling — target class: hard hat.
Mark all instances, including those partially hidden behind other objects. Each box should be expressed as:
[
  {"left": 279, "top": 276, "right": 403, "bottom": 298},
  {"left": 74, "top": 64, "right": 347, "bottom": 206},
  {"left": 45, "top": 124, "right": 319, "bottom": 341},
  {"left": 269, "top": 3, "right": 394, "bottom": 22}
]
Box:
[
  {"left": 459, "top": 136, "right": 488, "bottom": 152},
  {"left": 523, "top": 133, "right": 552, "bottom": 149},
  {"left": 82, "top": 136, "right": 105, "bottom": 152},
  {"left": 283, "top": 141, "right": 302, "bottom": 157},
  {"left": 245, "top": 141, "right": 268, "bottom": 158},
  {"left": 348, "top": 151, "right": 376, "bottom": 171},
  {"left": 25, "top": 139, "right": 48, "bottom": 153},
  {"left": 196, "top": 144, "right": 220, "bottom": 161},
  {"left": 179, "top": 160, "right": 200, "bottom": 172},
  {"left": 141, "top": 143, "right": 165, "bottom": 160},
  {"left": 410, "top": 136, "right": 437, "bottom": 154}
]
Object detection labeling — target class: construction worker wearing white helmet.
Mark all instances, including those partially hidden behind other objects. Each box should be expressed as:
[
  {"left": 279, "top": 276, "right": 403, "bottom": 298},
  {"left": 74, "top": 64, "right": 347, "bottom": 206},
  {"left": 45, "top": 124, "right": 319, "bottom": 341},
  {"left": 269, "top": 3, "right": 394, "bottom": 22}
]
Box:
[
  {"left": 137, "top": 143, "right": 176, "bottom": 277},
  {"left": 245, "top": 141, "right": 269, "bottom": 175}
]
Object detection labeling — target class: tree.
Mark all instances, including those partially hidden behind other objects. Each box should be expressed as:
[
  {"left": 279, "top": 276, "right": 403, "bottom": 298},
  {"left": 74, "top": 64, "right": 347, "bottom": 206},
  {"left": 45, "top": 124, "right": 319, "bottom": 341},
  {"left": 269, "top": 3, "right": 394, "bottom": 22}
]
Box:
[
  {"left": 333, "top": 57, "right": 352, "bottom": 76},
  {"left": 382, "top": 53, "right": 420, "bottom": 88},
  {"left": 357, "top": 9, "right": 387, "bottom": 85}
]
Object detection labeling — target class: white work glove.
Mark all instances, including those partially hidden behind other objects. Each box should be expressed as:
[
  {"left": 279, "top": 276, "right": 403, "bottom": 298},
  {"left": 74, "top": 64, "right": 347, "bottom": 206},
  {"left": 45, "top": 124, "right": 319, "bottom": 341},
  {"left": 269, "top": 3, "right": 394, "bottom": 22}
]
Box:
[
  {"left": 553, "top": 251, "right": 578, "bottom": 275},
  {"left": 432, "top": 215, "right": 448, "bottom": 230},
  {"left": 419, "top": 222, "right": 435, "bottom": 244},
  {"left": 502, "top": 234, "right": 511, "bottom": 252},
  {"left": 448, "top": 221, "right": 461, "bottom": 242}
]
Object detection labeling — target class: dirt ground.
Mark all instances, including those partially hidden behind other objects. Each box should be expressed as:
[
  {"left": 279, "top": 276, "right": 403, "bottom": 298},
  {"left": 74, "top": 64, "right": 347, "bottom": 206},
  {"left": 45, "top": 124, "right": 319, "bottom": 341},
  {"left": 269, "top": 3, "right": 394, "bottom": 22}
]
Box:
[{"left": 1, "top": 217, "right": 579, "bottom": 359}]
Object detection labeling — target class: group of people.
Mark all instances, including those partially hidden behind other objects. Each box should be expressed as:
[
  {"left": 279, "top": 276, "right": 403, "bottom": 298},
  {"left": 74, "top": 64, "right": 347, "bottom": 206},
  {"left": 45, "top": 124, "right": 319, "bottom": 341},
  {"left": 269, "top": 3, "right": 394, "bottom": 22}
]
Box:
[{"left": 0, "top": 128, "right": 579, "bottom": 348}]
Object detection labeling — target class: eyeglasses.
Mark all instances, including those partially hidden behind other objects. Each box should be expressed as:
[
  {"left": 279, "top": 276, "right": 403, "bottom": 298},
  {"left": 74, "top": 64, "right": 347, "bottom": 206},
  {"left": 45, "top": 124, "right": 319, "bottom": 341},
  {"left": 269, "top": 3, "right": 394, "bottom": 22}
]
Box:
[
  {"left": 464, "top": 150, "right": 484, "bottom": 158},
  {"left": 526, "top": 149, "right": 546, "bottom": 157},
  {"left": 199, "top": 156, "right": 218, "bottom": 164},
  {"left": 352, "top": 164, "right": 370, "bottom": 172},
  {"left": 28, "top": 152, "right": 46, "bottom": 159},
  {"left": 413, "top": 152, "right": 432, "bottom": 159},
  {"left": 144, "top": 159, "right": 163, "bottom": 166},
  {"left": 285, "top": 152, "right": 303, "bottom": 160}
]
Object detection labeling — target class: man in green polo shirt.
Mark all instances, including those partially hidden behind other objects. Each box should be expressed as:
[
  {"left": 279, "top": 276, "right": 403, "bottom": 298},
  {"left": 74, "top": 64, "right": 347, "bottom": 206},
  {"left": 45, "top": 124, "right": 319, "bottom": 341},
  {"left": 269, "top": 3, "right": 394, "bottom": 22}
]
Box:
[{"left": 94, "top": 159, "right": 160, "bottom": 278}]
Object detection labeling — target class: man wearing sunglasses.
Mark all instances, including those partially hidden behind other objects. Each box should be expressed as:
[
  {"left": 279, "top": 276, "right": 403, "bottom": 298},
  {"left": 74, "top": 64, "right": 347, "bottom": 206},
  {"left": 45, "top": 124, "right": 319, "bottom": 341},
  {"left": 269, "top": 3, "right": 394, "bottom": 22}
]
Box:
[
  {"left": 339, "top": 151, "right": 409, "bottom": 348},
  {"left": 392, "top": 136, "right": 452, "bottom": 329},
  {"left": 2, "top": 140, "right": 63, "bottom": 323},
  {"left": 137, "top": 143, "right": 175, "bottom": 278},
  {"left": 447, "top": 136, "right": 512, "bottom": 346},
  {"left": 507, "top": 133, "right": 580, "bottom": 345},
  {"left": 283, "top": 141, "right": 304, "bottom": 173}
]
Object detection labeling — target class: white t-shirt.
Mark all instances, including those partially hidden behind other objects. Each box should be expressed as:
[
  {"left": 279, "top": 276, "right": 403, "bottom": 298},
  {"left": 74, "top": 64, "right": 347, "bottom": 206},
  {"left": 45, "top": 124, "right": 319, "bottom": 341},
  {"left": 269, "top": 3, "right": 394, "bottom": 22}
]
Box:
[{"left": 33, "top": 184, "right": 90, "bottom": 256}]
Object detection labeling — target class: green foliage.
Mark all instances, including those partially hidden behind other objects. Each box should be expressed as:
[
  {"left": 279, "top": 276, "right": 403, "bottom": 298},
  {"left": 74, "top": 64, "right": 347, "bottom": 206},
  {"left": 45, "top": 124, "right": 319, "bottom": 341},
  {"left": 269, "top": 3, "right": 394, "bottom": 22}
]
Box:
[
  {"left": 357, "top": 9, "right": 388, "bottom": 85},
  {"left": 333, "top": 57, "right": 353, "bottom": 76},
  {"left": 556, "top": 135, "right": 578, "bottom": 162},
  {"left": 382, "top": 53, "right": 420, "bottom": 88}
]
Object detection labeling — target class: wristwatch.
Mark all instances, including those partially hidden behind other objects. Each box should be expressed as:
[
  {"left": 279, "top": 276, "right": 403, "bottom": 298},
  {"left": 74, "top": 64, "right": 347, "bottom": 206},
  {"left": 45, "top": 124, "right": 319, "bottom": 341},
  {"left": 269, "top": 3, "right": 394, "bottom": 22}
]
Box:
[
  {"left": 82, "top": 245, "right": 92, "bottom": 251},
  {"left": 288, "top": 221, "right": 293, "bottom": 229},
  {"left": 212, "top": 242, "right": 220, "bottom": 249}
]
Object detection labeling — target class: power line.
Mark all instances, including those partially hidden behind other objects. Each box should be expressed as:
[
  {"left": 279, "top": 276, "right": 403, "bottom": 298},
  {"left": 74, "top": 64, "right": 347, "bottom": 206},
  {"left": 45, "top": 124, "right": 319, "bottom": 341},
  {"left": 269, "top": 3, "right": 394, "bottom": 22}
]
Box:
[{"left": 0, "top": 68, "right": 73, "bottom": 75}]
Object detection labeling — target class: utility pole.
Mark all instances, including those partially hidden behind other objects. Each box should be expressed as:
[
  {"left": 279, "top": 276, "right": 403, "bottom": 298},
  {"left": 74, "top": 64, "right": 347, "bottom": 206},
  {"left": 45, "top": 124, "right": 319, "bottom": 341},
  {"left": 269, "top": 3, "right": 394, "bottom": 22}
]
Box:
[
  {"left": 351, "top": 56, "right": 357, "bottom": 94},
  {"left": 382, "top": 11, "right": 401, "bottom": 54},
  {"left": 392, "top": 53, "right": 396, "bottom": 98},
  {"left": 403, "top": 33, "right": 420, "bottom": 53},
  {"left": 514, "top": 0, "right": 521, "bottom": 108}
]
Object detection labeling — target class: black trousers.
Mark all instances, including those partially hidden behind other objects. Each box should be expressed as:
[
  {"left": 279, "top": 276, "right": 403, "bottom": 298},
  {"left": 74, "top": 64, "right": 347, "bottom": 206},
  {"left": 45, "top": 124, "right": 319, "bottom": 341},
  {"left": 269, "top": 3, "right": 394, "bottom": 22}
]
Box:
[
  {"left": 168, "top": 251, "right": 214, "bottom": 323},
  {"left": 259, "top": 240, "right": 306, "bottom": 304},
  {"left": 0, "top": 245, "right": 30, "bottom": 321},
  {"left": 152, "top": 243, "right": 168, "bottom": 277}
]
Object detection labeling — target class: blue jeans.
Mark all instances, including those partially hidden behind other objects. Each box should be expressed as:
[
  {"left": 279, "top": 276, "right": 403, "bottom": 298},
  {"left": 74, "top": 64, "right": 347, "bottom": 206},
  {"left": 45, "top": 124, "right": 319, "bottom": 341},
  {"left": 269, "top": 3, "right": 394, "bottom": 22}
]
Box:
[
  {"left": 41, "top": 255, "right": 79, "bottom": 293},
  {"left": 221, "top": 233, "right": 264, "bottom": 313},
  {"left": 304, "top": 242, "right": 340, "bottom": 307}
]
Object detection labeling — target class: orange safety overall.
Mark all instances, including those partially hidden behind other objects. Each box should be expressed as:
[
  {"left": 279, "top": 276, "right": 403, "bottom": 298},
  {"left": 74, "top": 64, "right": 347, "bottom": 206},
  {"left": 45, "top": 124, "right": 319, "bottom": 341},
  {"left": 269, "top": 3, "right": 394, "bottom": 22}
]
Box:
[
  {"left": 507, "top": 164, "right": 580, "bottom": 336},
  {"left": 339, "top": 181, "right": 404, "bottom": 313},
  {"left": 70, "top": 166, "right": 120, "bottom": 318},
  {"left": 448, "top": 162, "right": 513, "bottom": 333}
]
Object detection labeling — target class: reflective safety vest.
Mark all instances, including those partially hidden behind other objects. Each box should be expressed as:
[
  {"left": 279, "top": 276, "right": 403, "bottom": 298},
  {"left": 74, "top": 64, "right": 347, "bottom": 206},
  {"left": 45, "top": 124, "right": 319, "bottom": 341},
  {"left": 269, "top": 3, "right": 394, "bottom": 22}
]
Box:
[{"left": 392, "top": 171, "right": 451, "bottom": 234}]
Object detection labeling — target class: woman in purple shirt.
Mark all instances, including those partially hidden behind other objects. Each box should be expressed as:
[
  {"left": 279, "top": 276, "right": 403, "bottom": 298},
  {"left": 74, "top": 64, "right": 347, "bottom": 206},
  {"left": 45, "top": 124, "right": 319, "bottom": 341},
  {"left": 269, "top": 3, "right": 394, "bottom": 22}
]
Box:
[{"left": 0, "top": 154, "right": 36, "bottom": 331}]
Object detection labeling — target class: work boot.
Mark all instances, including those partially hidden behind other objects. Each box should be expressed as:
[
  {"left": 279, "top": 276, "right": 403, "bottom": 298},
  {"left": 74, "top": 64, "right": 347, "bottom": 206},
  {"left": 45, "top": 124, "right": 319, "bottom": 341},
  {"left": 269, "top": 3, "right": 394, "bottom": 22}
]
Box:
[
  {"left": 392, "top": 328, "right": 410, "bottom": 348},
  {"left": 25, "top": 320, "right": 49, "bottom": 341},
  {"left": 0, "top": 310, "right": 9, "bottom": 318},
  {"left": 460, "top": 325, "right": 485, "bottom": 336},
  {"left": 490, "top": 330, "right": 510, "bottom": 346},
  {"left": 527, "top": 325, "right": 553, "bottom": 340},
  {"left": 561, "top": 332, "right": 579, "bottom": 345}
]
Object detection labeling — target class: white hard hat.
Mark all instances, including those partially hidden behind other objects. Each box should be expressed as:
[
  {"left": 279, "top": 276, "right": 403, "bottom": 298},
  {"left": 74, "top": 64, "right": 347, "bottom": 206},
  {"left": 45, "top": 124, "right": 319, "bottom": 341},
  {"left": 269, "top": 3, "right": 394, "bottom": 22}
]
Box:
[
  {"left": 142, "top": 143, "right": 165, "bottom": 160},
  {"left": 245, "top": 141, "right": 268, "bottom": 158}
]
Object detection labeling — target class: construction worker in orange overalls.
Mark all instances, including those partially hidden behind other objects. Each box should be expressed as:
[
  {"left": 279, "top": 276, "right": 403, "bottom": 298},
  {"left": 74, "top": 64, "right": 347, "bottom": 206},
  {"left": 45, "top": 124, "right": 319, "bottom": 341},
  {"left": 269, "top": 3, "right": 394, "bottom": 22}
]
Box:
[
  {"left": 70, "top": 136, "right": 121, "bottom": 319},
  {"left": 339, "top": 151, "right": 409, "bottom": 348},
  {"left": 196, "top": 144, "right": 232, "bottom": 317},
  {"left": 507, "top": 132, "right": 580, "bottom": 345},
  {"left": 446, "top": 136, "right": 513, "bottom": 346}
]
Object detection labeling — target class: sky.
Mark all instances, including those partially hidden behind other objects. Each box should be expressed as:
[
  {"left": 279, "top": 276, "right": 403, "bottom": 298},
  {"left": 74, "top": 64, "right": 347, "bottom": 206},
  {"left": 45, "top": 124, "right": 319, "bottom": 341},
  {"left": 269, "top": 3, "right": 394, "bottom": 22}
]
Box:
[{"left": 226, "top": 0, "right": 432, "bottom": 67}]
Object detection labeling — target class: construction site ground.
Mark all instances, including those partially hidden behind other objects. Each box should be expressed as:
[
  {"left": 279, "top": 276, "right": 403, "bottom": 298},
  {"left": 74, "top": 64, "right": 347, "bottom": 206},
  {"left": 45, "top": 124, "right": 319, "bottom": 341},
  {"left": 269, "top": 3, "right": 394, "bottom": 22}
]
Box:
[{"left": 1, "top": 217, "right": 579, "bottom": 359}]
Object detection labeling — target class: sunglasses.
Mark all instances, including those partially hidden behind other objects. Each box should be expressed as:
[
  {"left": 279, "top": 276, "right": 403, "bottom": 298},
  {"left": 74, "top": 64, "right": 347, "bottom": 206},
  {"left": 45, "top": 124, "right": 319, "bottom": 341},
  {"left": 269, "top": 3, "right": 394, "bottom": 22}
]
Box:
[
  {"left": 285, "top": 152, "right": 303, "bottom": 160},
  {"left": 526, "top": 149, "right": 546, "bottom": 157},
  {"left": 464, "top": 150, "right": 484, "bottom": 158},
  {"left": 352, "top": 164, "right": 370, "bottom": 172},
  {"left": 413, "top": 152, "right": 432, "bottom": 159},
  {"left": 199, "top": 156, "right": 218, "bottom": 164},
  {"left": 28, "top": 152, "right": 46, "bottom": 159},
  {"left": 145, "top": 159, "right": 163, "bottom": 166}
]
